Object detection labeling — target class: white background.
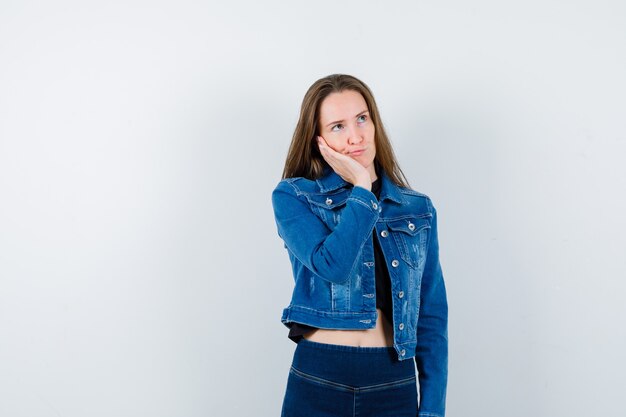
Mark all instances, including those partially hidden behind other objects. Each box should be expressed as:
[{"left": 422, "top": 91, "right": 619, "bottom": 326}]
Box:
[{"left": 1, "top": 1, "right": 625, "bottom": 416}]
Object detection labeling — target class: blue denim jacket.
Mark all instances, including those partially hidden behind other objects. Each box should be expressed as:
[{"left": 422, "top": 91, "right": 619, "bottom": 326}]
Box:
[{"left": 271, "top": 165, "right": 448, "bottom": 417}]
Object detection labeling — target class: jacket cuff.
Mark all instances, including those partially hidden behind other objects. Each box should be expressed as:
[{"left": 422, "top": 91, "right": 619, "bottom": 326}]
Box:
[{"left": 347, "top": 185, "right": 380, "bottom": 212}]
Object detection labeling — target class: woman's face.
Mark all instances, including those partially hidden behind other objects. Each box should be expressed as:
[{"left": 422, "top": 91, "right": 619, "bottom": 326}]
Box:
[{"left": 317, "top": 90, "right": 377, "bottom": 179}]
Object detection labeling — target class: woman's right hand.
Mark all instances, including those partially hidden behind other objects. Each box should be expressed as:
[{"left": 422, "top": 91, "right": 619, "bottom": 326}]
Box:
[{"left": 317, "top": 136, "right": 372, "bottom": 191}]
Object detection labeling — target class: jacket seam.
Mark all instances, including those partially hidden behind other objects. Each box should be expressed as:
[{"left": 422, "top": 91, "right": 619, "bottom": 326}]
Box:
[
  {"left": 347, "top": 195, "right": 376, "bottom": 211},
  {"left": 400, "top": 189, "right": 430, "bottom": 199}
]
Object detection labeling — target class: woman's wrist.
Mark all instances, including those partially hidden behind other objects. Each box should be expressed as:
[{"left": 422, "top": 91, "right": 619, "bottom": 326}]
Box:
[{"left": 354, "top": 179, "right": 372, "bottom": 191}]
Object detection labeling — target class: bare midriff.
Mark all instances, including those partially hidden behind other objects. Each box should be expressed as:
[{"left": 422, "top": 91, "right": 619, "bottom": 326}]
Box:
[{"left": 303, "top": 308, "right": 394, "bottom": 347}]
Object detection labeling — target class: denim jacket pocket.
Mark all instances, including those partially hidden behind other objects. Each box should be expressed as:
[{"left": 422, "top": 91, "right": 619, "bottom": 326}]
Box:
[
  {"left": 387, "top": 216, "right": 431, "bottom": 269},
  {"left": 304, "top": 189, "right": 352, "bottom": 227}
]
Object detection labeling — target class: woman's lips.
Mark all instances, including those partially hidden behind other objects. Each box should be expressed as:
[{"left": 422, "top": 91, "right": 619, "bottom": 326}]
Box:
[{"left": 350, "top": 149, "right": 365, "bottom": 156}]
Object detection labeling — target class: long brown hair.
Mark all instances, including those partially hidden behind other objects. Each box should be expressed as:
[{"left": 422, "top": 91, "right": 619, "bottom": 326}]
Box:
[{"left": 281, "top": 74, "right": 411, "bottom": 189}]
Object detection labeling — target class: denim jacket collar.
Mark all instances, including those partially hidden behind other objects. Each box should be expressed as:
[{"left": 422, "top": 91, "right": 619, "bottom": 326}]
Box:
[{"left": 315, "top": 163, "right": 406, "bottom": 205}]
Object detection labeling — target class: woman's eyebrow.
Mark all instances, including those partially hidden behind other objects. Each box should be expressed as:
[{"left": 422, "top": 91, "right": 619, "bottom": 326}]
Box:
[{"left": 325, "top": 110, "right": 369, "bottom": 128}]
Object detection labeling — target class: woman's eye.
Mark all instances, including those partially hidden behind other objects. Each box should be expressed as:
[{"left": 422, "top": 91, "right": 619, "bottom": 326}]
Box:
[
  {"left": 357, "top": 115, "right": 367, "bottom": 123},
  {"left": 331, "top": 124, "right": 343, "bottom": 132}
]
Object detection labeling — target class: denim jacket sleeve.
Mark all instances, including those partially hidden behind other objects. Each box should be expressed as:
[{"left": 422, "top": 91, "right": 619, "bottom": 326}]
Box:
[
  {"left": 271, "top": 179, "right": 380, "bottom": 284},
  {"left": 415, "top": 200, "right": 449, "bottom": 417}
]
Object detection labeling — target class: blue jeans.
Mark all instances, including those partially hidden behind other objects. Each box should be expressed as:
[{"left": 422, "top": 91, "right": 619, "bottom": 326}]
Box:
[{"left": 281, "top": 339, "right": 418, "bottom": 417}]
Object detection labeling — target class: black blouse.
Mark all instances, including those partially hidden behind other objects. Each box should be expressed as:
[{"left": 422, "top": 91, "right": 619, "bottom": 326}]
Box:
[{"left": 287, "top": 171, "right": 393, "bottom": 342}]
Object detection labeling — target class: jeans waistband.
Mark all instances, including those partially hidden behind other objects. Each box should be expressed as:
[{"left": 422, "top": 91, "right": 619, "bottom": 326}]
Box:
[{"left": 292, "top": 338, "right": 415, "bottom": 387}]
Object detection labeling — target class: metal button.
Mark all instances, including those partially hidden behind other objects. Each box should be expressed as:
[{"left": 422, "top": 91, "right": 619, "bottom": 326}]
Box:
[
  {"left": 372, "top": 202, "right": 378, "bottom": 210},
  {"left": 400, "top": 349, "right": 406, "bottom": 356},
  {"left": 391, "top": 259, "right": 399, "bottom": 267},
  {"left": 380, "top": 230, "right": 389, "bottom": 238},
  {"left": 399, "top": 323, "right": 405, "bottom": 330},
  {"left": 398, "top": 291, "right": 404, "bottom": 298},
  {"left": 408, "top": 222, "right": 415, "bottom": 231},
  {"left": 325, "top": 198, "right": 332, "bottom": 205}
]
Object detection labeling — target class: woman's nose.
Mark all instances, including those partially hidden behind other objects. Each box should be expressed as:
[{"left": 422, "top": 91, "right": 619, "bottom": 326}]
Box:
[{"left": 347, "top": 126, "right": 362, "bottom": 144}]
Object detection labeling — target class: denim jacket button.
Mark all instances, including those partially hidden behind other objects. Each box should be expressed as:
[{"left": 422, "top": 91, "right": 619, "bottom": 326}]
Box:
[
  {"left": 398, "top": 323, "right": 405, "bottom": 330},
  {"left": 400, "top": 349, "right": 406, "bottom": 356},
  {"left": 325, "top": 198, "right": 333, "bottom": 205},
  {"left": 372, "top": 202, "right": 378, "bottom": 210},
  {"left": 391, "top": 259, "right": 399, "bottom": 267},
  {"left": 380, "top": 230, "right": 389, "bottom": 238},
  {"left": 398, "top": 290, "right": 404, "bottom": 298},
  {"left": 408, "top": 222, "right": 415, "bottom": 231}
]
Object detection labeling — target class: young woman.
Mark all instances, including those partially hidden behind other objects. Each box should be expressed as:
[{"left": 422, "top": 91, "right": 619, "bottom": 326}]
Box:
[{"left": 271, "top": 74, "right": 448, "bottom": 417}]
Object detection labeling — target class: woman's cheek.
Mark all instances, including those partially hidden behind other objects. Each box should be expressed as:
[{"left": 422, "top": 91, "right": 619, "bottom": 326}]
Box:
[{"left": 326, "top": 139, "right": 343, "bottom": 154}]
